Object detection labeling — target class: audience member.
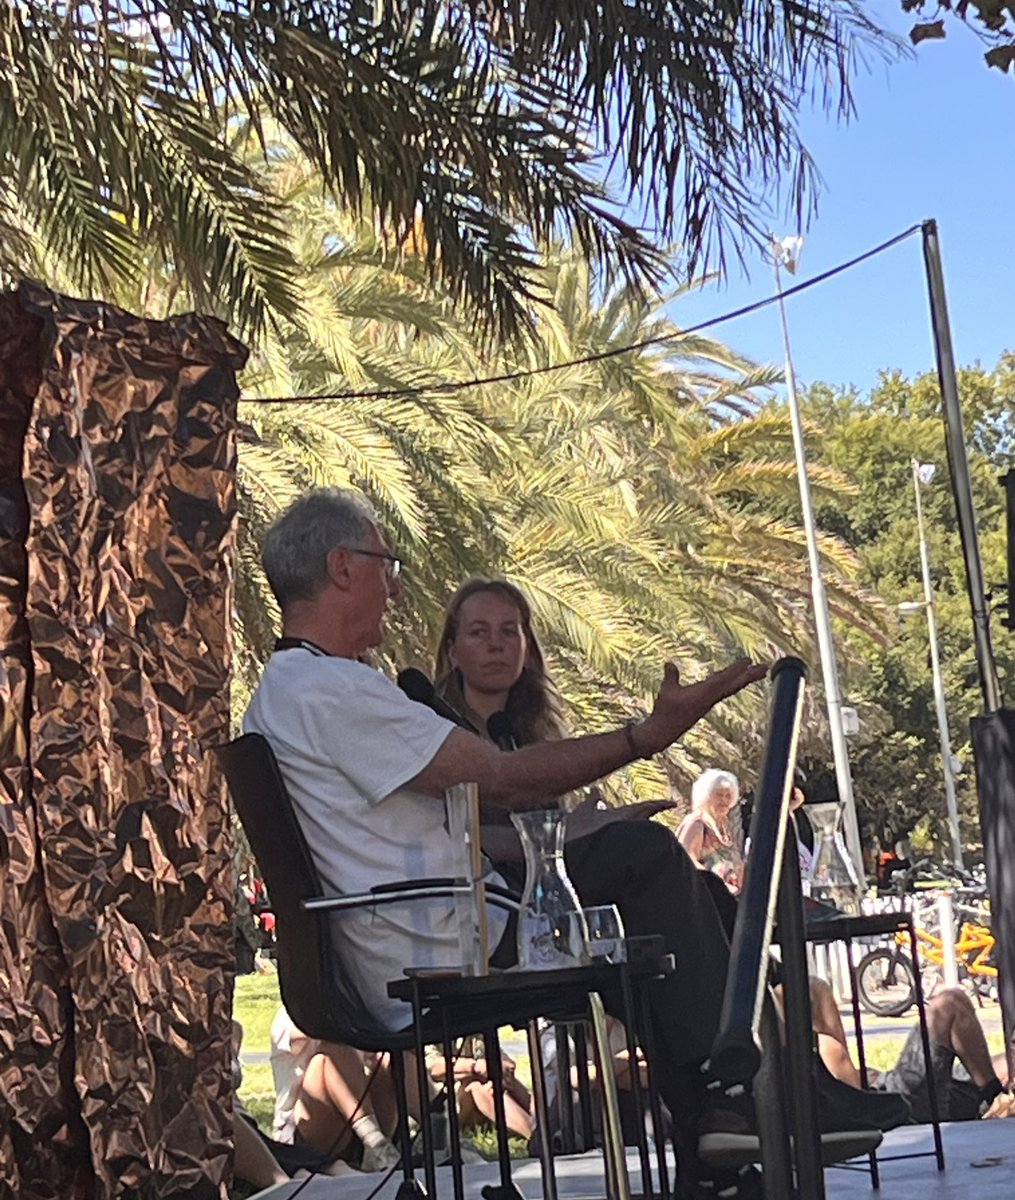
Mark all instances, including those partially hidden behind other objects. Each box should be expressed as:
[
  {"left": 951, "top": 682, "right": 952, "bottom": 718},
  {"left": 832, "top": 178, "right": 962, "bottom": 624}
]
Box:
[
  {"left": 533, "top": 1015, "right": 670, "bottom": 1154},
  {"left": 677, "top": 769, "right": 744, "bottom": 892},
  {"left": 427, "top": 1036, "right": 533, "bottom": 1141},
  {"left": 232, "top": 1020, "right": 354, "bottom": 1189},
  {"left": 808, "top": 980, "right": 1012, "bottom": 1122},
  {"left": 270, "top": 1007, "right": 402, "bottom": 1170}
]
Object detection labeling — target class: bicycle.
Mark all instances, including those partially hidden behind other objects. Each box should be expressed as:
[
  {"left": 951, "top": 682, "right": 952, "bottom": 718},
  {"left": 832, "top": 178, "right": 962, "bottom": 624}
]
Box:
[
  {"left": 855, "top": 918, "right": 996, "bottom": 1017},
  {"left": 855, "top": 862, "right": 996, "bottom": 1018}
]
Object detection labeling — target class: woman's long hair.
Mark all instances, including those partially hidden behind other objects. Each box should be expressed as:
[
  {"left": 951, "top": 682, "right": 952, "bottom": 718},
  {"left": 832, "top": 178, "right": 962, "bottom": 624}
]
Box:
[{"left": 434, "top": 577, "right": 569, "bottom": 745}]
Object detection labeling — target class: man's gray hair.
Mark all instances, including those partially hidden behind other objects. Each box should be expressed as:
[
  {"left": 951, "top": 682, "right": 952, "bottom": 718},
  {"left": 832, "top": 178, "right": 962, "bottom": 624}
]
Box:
[{"left": 262, "top": 488, "right": 379, "bottom": 608}]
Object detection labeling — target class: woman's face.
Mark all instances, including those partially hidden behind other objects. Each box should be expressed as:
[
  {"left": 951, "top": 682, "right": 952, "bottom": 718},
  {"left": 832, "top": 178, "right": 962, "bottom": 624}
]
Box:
[
  {"left": 709, "top": 783, "right": 736, "bottom": 813},
  {"left": 448, "top": 590, "right": 529, "bottom": 697}
]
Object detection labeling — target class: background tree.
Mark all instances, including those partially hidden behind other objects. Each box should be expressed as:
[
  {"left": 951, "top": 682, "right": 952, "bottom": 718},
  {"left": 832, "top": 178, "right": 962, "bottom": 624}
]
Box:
[{"left": 795, "top": 357, "right": 1015, "bottom": 855}]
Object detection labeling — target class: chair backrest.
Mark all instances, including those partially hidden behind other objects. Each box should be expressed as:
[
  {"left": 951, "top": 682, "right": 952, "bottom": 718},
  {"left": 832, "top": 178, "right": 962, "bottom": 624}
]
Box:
[{"left": 216, "top": 732, "right": 402, "bottom": 1050}]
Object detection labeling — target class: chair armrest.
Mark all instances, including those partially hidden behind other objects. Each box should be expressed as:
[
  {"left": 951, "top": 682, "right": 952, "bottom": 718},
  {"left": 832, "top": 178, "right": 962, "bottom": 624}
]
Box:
[
  {"left": 302, "top": 882, "right": 470, "bottom": 913},
  {"left": 301, "top": 877, "right": 520, "bottom": 914}
]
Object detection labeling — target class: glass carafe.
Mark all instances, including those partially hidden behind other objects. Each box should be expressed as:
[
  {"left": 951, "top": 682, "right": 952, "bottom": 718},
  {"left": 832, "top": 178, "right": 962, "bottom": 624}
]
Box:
[
  {"left": 805, "top": 801, "right": 861, "bottom": 912},
  {"left": 510, "top": 809, "right": 589, "bottom": 969}
]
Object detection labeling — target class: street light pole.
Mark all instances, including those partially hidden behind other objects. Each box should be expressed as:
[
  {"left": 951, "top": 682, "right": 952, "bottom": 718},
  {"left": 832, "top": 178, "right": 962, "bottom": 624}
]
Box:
[
  {"left": 771, "top": 237, "right": 865, "bottom": 889},
  {"left": 909, "top": 460, "right": 964, "bottom": 869}
]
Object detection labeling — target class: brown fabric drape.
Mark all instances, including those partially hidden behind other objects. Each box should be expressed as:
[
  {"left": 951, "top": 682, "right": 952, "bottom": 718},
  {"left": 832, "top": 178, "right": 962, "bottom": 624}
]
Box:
[{"left": 0, "top": 281, "right": 246, "bottom": 1199}]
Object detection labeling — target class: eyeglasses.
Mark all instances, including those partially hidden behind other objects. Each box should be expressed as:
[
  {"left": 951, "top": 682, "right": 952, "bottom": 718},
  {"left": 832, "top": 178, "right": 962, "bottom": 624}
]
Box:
[{"left": 347, "top": 547, "right": 402, "bottom": 578}]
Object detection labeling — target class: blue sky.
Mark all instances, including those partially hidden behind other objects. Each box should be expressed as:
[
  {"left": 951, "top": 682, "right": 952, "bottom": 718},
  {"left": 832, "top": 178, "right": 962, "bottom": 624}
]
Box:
[{"left": 670, "top": 5, "right": 1015, "bottom": 396}]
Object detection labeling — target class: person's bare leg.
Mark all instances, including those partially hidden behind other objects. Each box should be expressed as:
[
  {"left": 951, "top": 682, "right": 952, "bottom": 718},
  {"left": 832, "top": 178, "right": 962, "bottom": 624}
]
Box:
[
  {"left": 294, "top": 1049, "right": 359, "bottom": 1156},
  {"left": 234, "top": 1112, "right": 289, "bottom": 1188},
  {"left": 772, "top": 977, "right": 864, "bottom": 1088},
  {"left": 366, "top": 1052, "right": 400, "bottom": 1138},
  {"left": 462, "top": 1080, "right": 534, "bottom": 1139},
  {"left": 928, "top": 989, "right": 997, "bottom": 1089},
  {"left": 295, "top": 1043, "right": 397, "bottom": 1161}
]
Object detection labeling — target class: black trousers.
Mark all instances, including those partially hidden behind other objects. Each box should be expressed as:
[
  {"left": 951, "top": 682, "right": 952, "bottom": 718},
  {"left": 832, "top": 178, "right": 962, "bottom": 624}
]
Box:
[{"left": 497, "top": 821, "right": 735, "bottom": 1128}]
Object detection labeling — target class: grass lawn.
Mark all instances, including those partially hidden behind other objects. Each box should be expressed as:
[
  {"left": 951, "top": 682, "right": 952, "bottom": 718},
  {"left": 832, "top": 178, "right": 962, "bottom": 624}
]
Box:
[
  {"left": 235, "top": 970, "right": 282, "bottom": 1132},
  {"left": 235, "top": 970, "right": 282, "bottom": 1054}
]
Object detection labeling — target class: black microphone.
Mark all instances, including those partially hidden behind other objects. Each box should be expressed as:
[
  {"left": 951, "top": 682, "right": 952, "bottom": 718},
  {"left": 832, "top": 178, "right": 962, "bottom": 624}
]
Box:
[
  {"left": 396, "top": 668, "right": 480, "bottom": 733},
  {"left": 486, "top": 711, "right": 518, "bottom": 751}
]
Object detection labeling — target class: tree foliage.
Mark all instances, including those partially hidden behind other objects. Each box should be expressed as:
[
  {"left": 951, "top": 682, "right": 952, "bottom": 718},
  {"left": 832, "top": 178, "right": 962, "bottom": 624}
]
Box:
[
  {"left": 902, "top": 0, "right": 1015, "bottom": 74},
  {"left": 2, "top": 1, "right": 894, "bottom": 341},
  {"left": 799, "top": 357, "right": 1015, "bottom": 854}
]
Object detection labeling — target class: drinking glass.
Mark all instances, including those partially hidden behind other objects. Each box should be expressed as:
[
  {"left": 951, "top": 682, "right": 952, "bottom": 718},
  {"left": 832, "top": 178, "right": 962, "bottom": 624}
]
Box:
[{"left": 582, "top": 904, "right": 626, "bottom": 964}]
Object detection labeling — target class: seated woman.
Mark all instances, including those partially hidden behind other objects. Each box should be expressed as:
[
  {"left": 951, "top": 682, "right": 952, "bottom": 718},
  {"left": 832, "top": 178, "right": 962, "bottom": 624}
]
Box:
[
  {"left": 434, "top": 577, "right": 673, "bottom": 849},
  {"left": 676, "top": 768, "right": 744, "bottom": 893},
  {"left": 433, "top": 576, "right": 672, "bottom": 1144}
]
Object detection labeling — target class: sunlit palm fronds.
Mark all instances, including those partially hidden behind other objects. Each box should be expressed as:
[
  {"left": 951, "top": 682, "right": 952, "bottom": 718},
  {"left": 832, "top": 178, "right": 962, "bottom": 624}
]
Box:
[
  {"left": 25, "top": 1, "right": 896, "bottom": 340},
  {"left": 0, "top": 8, "right": 302, "bottom": 336}
]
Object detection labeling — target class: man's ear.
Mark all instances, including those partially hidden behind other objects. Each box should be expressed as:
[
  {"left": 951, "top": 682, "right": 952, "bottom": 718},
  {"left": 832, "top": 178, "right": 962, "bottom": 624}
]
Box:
[{"left": 325, "top": 545, "right": 352, "bottom": 590}]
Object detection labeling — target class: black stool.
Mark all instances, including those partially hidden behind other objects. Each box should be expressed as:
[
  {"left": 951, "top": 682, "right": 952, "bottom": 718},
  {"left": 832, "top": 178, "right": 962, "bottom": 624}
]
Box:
[
  {"left": 803, "top": 910, "right": 945, "bottom": 1186},
  {"left": 389, "top": 945, "right": 674, "bottom": 1200}
]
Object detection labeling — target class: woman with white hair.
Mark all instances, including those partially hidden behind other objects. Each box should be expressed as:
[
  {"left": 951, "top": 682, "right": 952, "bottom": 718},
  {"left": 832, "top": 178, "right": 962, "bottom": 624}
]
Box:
[{"left": 676, "top": 768, "right": 744, "bottom": 893}]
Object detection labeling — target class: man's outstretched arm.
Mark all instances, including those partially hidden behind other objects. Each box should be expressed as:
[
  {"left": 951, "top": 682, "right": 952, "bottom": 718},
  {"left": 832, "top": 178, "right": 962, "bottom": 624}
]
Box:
[{"left": 406, "top": 657, "right": 767, "bottom": 813}]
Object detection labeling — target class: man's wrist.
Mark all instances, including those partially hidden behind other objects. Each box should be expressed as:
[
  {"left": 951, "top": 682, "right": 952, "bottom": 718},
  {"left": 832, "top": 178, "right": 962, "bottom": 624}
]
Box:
[{"left": 623, "top": 720, "right": 654, "bottom": 760}]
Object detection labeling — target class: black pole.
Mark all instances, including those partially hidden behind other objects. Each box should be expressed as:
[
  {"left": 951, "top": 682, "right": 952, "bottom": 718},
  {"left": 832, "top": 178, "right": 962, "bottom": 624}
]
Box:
[
  {"left": 923, "top": 221, "right": 1012, "bottom": 1077},
  {"left": 1000, "top": 469, "right": 1015, "bottom": 631},
  {"left": 710, "top": 656, "right": 808, "bottom": 1082},
  {"left": 776, "top": 831, "right": 825, "bottom": 1199},
  {"left": 921, "top": 219, "right": 1002, "bottom": 712},
  {"left": 970, "top": 712, "right": 1015, "bottom": 1084}
]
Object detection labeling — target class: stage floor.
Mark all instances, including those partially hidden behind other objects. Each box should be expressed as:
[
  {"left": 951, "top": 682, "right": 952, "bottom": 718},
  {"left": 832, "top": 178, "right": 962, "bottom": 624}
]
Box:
[{"left": 250, "top": 1119, "right": 1015, "bottom": 1199}]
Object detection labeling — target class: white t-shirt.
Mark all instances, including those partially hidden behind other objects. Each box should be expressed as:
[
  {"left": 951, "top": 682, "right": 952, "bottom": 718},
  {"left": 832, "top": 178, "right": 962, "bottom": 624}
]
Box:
[
  {"left": 243, "top": 649, "right": 509, "bottom": 1029},
  {"left": 270, "top": 1006, "right": 321, "bottom": 1143}
]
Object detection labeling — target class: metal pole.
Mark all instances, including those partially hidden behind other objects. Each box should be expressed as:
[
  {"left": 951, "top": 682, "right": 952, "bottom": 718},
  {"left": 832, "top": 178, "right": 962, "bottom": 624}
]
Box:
[
  {"left": 937, "top": 892, "right": 960, "bottom": 990},
  {"left": 912, "top": 461, "right": 963, "bottom": 869},
  {"left": 921, "top": 220, "right": 1002, "bottom": 712},
  {"left": 773, "top": 245, "right": 866, "bottom": 888}
]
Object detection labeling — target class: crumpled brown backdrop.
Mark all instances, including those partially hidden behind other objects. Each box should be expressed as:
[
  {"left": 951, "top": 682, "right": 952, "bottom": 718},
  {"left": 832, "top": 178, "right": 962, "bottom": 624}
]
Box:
[{"left": 0, "top": 281, "right": 246, "bottom": 1199}]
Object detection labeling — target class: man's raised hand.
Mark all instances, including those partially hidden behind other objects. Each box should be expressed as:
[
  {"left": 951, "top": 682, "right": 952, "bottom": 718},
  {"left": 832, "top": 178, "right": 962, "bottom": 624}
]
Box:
[{"left": 637, "top": 658, "right": 768, "bottom": 755}]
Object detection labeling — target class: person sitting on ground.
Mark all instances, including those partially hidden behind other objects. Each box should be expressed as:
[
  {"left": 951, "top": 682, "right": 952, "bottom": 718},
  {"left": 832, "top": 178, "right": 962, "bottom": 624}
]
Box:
[
  {"left": 232, "top": 1020, "right": 357, "bottom": 1190},
  {"left": 676, "top": 769, "right": 745, "bottom": 893},
  {"left": 533, "top": 1014, "right": 671, "bottom": 1154},
  {"left": 270, "top": 1006, "right": 402, "bottom": 1171},
  {"left": 242, "top": 487, "right": 894, "bottom": 1200},
  {"left": 427, "top": 1036, "right": 533, "bottom": 1142},
  {"left": 808, "top": 979, "right": 1011, "bottom": 1122}
]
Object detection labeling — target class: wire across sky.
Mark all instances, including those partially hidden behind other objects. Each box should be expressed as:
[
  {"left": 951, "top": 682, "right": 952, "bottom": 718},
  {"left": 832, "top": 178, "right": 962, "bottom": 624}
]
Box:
[{"left": 245, "top": 223, "right": 923, "bottom": 406}]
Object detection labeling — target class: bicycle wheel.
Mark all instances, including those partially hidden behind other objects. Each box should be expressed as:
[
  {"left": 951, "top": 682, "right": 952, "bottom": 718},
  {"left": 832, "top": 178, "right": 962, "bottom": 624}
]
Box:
[{"left": 856, "top": 948, "right": 917, "bottom": 1017}]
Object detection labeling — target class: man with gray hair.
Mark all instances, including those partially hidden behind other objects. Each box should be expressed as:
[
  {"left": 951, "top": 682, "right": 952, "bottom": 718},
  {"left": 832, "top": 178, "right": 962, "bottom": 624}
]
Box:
[{"left": 244, "top": 486, "right": 768, "bottom": 1197}]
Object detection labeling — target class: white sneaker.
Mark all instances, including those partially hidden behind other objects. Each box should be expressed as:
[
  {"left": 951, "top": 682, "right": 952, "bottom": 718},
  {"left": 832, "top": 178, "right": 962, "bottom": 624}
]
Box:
[{"left": 360, "top": 1139, "right": 402, "bottom": 1172}]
